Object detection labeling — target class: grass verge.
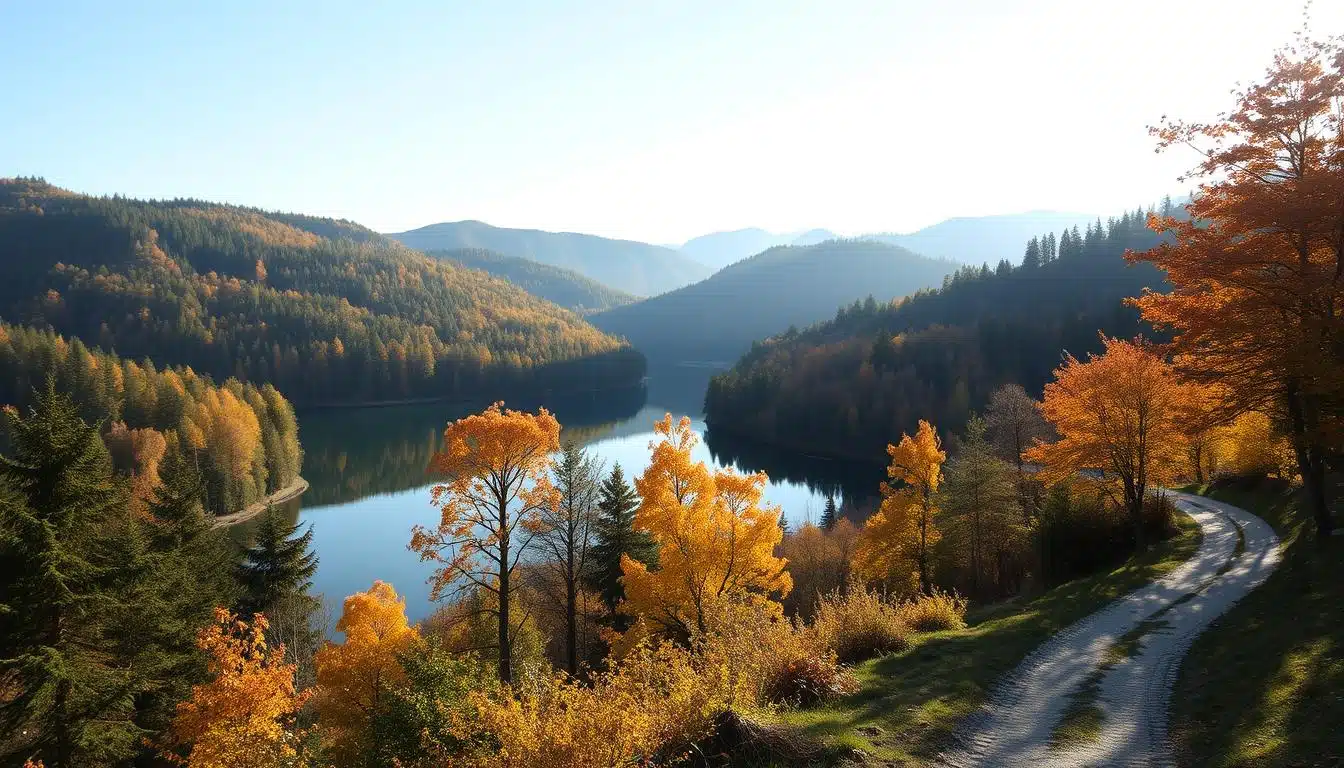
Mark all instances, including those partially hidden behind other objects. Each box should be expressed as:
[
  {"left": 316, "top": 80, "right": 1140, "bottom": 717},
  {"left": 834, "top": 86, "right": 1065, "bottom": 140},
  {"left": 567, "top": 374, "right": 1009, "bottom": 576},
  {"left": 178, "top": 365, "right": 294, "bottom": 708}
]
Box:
[
  {"left": 1170, "top": 479, "right": 1344, "bottom": 767},
  {"left": 763, "top": 512, "right": 1202, "bottom": 765}
]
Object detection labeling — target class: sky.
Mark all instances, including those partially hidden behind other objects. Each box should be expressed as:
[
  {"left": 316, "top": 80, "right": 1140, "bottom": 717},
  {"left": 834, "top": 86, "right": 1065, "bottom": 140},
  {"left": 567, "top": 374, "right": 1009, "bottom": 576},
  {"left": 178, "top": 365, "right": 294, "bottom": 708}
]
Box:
[{"left": 4, "top": 0, "right": 1341, "bottom": 245}]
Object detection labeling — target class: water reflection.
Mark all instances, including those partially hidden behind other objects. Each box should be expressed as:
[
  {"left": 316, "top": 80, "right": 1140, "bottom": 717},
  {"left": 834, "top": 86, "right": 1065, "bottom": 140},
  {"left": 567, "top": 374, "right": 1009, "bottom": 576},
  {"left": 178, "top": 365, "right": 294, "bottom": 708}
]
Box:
[
  {"left": 298, "top": 386, "right": 649, "bottom": 506},
  {"left": 247, "top": 368, "right": 888, "bottom": 623}
]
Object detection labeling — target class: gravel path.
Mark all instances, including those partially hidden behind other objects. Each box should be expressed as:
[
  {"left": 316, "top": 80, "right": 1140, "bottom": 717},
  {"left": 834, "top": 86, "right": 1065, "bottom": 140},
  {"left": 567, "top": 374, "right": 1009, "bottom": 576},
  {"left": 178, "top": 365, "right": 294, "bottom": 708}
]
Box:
[{"left": 936, "top": 492, "right": 1280, "bottom": 768}]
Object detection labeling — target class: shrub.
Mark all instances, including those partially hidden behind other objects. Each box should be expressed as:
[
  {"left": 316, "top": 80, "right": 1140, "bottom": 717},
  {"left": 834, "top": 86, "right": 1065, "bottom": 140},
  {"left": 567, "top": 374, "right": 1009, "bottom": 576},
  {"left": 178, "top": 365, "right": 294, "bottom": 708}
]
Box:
[
  {"left": 765, "top": 653, "right": 860, "bottom": 706},
  {"left": 456, "top": 641, "right": 724, "bottom": 768},
  {"left": 808, "top": 587, "right": 911, "bottom": 663},
  {"left": 898, "top": 589, "right": 969, "bottom": 632}
]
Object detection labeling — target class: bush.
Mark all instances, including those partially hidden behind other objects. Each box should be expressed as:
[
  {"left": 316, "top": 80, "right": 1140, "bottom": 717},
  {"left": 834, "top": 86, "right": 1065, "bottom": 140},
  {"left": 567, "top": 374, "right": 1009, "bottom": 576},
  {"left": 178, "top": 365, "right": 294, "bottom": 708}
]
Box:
[
  {"left": 808, "top": 587, "right": 911, "bottom": 663},
  {"left": 897, "top": 589, "right": 969, "bottom": 632},
  {"left": 765, "top": 653, "right": 860, "bottom": 707}
]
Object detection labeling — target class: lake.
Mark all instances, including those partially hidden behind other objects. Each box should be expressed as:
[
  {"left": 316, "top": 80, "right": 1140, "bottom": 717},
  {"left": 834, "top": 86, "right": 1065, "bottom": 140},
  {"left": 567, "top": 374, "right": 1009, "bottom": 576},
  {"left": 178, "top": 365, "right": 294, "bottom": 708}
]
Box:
[{"left": 241, "top": 366, "right": 885, "bottom": 624}]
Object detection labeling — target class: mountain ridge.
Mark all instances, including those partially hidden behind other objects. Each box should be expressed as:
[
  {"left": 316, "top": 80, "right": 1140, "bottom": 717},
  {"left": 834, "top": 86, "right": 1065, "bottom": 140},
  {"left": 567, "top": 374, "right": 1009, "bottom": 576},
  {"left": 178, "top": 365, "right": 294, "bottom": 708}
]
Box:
[{"left": 387, "top": 219, "right": 711, "bottom": 297}]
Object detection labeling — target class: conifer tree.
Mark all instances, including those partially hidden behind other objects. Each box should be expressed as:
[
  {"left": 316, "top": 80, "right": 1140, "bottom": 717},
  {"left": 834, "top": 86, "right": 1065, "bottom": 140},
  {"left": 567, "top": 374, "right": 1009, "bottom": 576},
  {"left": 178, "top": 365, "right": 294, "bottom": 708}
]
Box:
[
  {"left": 820, "top": 495, "right": 838, "bottom": 532},
  {"left": 585, "top": 463, "right": 657, "bottom": 616},
  {"left": 0, "top": 383, "right": 140, "bottom": 766},
  {"left": 236, "top": 507, "right": 319, "bottom": 620}
]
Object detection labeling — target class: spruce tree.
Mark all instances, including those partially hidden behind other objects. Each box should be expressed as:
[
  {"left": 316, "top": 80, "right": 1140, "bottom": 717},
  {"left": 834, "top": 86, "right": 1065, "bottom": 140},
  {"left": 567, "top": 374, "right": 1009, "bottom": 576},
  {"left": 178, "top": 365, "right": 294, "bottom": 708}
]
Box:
[
  {"left": 0, "top": 382, "right": 142, "bottom": 766},
  {"left": 585, "top": 463, "right": 657, "bottom": 615},
  {"left": 236, "top": 506, "right": 319, "bottom": 619},
  {"left": 820, "top": 495, "right": 838, "bottom": 532}
]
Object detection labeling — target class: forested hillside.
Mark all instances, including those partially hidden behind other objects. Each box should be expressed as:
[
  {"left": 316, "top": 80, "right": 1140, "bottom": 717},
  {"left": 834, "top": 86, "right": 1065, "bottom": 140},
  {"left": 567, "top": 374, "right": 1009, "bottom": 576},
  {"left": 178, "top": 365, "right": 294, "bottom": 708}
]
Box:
[
  {"left": 591, "top": 239, "right": 958, "bottom": 362},
  {"left": 704, "top": 207, "right": 1171, "bottom": 459},
  {"left": 388, "top": 219, "right": 711, "bottom": 296},
  {"left": 0, "top": 178, "right": 644, "bottom": 405},
  {"left": 0, "top": 321, "right": 301, "bottom": 516},
  {"left": 432, "top": 247, "right": 637, "bottom": 313}
]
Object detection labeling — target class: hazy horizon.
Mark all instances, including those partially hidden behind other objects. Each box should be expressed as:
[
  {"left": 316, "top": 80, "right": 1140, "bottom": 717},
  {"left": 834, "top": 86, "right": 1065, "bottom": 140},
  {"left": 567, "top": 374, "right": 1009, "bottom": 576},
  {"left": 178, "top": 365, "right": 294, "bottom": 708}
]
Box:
[{"left": 5, "top": 0, "right": 1338, "bottom": 244}]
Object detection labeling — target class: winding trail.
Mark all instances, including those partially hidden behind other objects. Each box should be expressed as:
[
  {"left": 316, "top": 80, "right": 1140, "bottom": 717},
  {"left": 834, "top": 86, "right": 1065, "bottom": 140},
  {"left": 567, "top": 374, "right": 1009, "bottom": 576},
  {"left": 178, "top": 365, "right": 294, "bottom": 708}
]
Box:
[{"left": 936, "top": 492, "right": 1281, "bottom": 767}]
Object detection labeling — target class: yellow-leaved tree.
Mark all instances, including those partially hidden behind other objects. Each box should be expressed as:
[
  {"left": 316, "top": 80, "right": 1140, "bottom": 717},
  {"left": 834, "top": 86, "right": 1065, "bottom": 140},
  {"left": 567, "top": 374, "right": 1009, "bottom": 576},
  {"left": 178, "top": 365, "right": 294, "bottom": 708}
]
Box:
[
  {"left": 853, "top": 420, "right": 945, "bottom": 595},
  {"left": 409, "top": 402, "right": 561, "bottom": 684},
  {"left": 619, "top": 415, "right": 791, "bottom": 642},
  {"left": 313, "top": 580, "right": 420, "bottom": 765},
  {"left": 1027, "top": 336, "right": 1190, "bottom": 550},
  {"left": 165, "top": 609, "right": 308, "bottom": 768}
]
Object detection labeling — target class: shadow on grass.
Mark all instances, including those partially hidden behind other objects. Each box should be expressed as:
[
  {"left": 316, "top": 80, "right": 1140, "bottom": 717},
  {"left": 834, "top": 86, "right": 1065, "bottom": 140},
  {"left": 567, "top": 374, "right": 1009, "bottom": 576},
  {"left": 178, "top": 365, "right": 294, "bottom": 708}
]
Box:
[{"left": 1171, "top": 480, "right": 1344, "bottom": 768}]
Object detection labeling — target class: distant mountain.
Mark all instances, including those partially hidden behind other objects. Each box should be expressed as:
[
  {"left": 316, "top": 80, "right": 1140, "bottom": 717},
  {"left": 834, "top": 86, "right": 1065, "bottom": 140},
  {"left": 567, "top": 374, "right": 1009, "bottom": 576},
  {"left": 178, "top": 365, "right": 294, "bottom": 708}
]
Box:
[
  {"left": 590, "top": 239, "right": 957, "bottom": 363},
  {"left": 388, "top": 220, "right": 711, "bottom": 297},
  {"left": 871, "top": 211, "right": 1100, "bottom": 265},
  {"left": 790, "top": 228, "right": 842, "bottom": 246},
  {"left": 429, "top": 248, "right": 637, "bottom": 314},
  {"left": 677, "top": 228, "right": 792, "bottom": 271}
]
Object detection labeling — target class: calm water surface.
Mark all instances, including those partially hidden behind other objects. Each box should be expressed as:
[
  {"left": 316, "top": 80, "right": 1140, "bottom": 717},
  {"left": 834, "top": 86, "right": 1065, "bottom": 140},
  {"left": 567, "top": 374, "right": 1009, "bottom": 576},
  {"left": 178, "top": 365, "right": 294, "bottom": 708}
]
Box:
[{"left": 245, "top": 367, "right": 883, "bottom": 623}]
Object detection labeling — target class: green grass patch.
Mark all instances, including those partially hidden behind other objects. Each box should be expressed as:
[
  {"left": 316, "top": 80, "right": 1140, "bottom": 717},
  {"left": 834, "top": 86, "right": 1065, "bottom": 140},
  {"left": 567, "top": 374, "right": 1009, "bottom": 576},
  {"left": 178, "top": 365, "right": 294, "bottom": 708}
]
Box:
[
  {"left": 763, "top": 512, "right": 1203, "bottom": 764},
  {"left": 1170, "top": 480, "right": 1344, "bottom": 768}
]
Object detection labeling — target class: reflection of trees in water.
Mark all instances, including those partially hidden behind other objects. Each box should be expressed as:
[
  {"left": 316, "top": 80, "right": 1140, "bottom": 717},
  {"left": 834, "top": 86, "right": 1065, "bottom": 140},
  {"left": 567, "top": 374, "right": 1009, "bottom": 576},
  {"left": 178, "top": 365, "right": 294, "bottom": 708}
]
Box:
[
  {"left": 703, "top": 426, "right": 884, "bottom": 517},
  {"left": 298, "top": 386, "right": 648, "bottom": 507}
]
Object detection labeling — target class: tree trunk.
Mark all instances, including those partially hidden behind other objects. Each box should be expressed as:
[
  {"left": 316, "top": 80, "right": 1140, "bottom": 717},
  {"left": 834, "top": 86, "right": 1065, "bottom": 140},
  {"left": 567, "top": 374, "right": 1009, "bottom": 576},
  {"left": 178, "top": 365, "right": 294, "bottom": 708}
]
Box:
[
  {"left": 565, "top": 560, "right": 578, "bottom": 677},
  {"left": 1286, "top": 381, "right": 1333, "bottom": 538},
  {"left": 498, "top": 531, "right": 512, "bottom": 685}
]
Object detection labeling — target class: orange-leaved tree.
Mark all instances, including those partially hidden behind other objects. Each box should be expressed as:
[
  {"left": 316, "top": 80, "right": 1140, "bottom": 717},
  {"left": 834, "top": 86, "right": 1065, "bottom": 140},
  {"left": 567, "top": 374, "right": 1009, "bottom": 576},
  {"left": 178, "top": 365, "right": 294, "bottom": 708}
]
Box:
[
  {"left": 165, "top": 608, "right": 308, "bottom": 768},
  {"left": 1127, "top": 32, "right": 1343, "bottom": 534},
  {"left": 1027, "top": 336, "right": 1190, "bottom": 550},
  {"left": 619, "top": 415, "right": 791, "bottom": 642},
  {"left": 313, "top": 580, "right": 419, "bottom": 765},
  {"left": 853, "top": 419, "right": 945, "bottom": 595},
  {"left": 409, "top": 402, "right": 561, "bottom": 684}
]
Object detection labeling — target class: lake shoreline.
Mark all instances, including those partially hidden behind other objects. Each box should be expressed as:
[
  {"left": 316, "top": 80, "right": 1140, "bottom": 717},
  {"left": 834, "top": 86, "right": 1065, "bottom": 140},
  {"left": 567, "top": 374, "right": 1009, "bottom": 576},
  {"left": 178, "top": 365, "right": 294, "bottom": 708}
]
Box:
[{"left": 211, "top": 476, "right": 310, "bottom": 529}]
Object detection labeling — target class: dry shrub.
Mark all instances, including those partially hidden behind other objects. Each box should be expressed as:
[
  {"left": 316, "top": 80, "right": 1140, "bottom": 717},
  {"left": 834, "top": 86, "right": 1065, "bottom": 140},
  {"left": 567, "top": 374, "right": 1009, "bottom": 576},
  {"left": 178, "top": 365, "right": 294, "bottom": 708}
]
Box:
[
  {"left": 898, "top": 589, "right": 969, "bottom": 632},
  {"left": 808, "top": 587, "right": 911, "bottom": 663},
  {"left": 458, "top": 640, "right": 723, "bottom": 767},
  {"left": 696, "top": 595, "right": 856, "bottom": 708}
]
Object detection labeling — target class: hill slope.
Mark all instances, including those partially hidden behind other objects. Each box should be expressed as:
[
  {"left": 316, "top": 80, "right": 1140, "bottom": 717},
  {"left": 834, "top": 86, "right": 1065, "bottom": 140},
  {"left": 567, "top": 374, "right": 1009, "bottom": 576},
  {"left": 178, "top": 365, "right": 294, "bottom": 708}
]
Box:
[
  {"left": 388, "top": 220, "right": 711, "bottom": 296},
  {"left": 703, "top": 209, "right": 1168, "bottom": 460},
  {"left": 430, "top": 248, "right": 637, "bottom": 314},
  {"left": 0, "top": 178, "right": 644, "bottom": 406},
  {"left": 590, "top": 239, "right": 958, "bottom": 362}
]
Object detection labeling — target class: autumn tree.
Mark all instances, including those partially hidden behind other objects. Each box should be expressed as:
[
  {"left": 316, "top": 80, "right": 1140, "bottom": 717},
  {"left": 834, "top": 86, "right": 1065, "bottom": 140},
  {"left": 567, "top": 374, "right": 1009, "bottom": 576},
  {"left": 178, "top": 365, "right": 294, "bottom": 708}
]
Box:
[
  {"left": 939, "top": 415, "right": 1025, "bottom": 598},
  {"left": 535, "top": 442, "right": 603, "bottom": 676},
  {"left": 984, "top": 383, "right": 1051, "bottom": 517},
  {"left": 854, "top": 420, "right": 946, "bottom": 595},
  {"left": 585, "top": 463, "right": 657, "bottom": 623},
  {"left": 1128, "top": 32, "right": 1344, "bottom": 534},
  {"left": 1027, "top": 337, "right": 1189, "bottom": 550},
  {"left": 619, "top": 415, "right": 791, "bottom": 643},
  {"left": 409, "top": 402, "right": 561, "bottom": 684},
  {"left": 165, "top": 609, "right": 308, "bottom": 768},
  {"left": 313, "top": 581, "right": 420, "bottom": 766},
  {"left": 779, "top": 519, "right": 859, "bottom": 619}
]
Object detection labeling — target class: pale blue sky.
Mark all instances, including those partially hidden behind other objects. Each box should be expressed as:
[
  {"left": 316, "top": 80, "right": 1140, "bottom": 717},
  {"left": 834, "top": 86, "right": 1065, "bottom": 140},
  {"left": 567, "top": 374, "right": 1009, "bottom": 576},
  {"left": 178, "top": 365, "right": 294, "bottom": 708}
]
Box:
[{"left": 4, "top": 1, "right": 1339, "bottom": 243}]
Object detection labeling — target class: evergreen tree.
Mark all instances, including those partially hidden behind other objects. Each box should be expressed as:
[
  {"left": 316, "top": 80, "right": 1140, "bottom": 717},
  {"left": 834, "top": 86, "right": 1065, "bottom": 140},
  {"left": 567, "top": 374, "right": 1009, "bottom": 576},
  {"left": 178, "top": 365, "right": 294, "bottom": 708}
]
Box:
[
  {"left": 236, "top": 506, "right": 319, "bottom": 619},
  {"left": 778, "top": 511, "right": 791, "bottom": 537},
  {"left": 820, "top": 495, "right": 838, "bottom": 532},
  {"left": 0, "top": 382, "right": 142, "bottom": 766},
  {"left": 134, "top": 448, "right": 241, "bottom": 739},
  {"left": 1023, "top": 236, "right": 1041, "bottom": 268},
  {"left": 585, "top": 464, "right": 657, "bottom": 617}
]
